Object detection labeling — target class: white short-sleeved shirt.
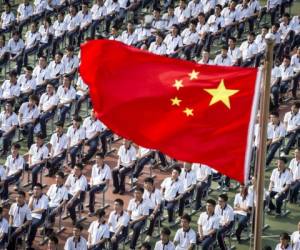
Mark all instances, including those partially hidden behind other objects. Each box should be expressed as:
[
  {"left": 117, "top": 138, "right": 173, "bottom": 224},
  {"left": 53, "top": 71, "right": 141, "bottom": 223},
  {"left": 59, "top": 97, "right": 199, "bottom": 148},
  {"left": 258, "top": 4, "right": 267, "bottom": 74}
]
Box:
[
  {"left": 198, "top": 212, "right": 220, "bottom": 236},
  {"left": 0, "top": 218, "right": 8, "bottom": 235},
  {"left": 53, "top": 20, "right": 67, "bottom": 37},
  {"left": 161, "top": 177, "right": 184, "bottom": 201},
  {"left": 39, "top": 93, "right": 59, "bottom": 112},
  {"left": 48, "top": 61, "right": 65, "bottom": 78},
  {"left": 291, "top": 231, "right": 300, "bottom": 250},
  {"left": 29, "top": 144, "right": 49, "bottom": 165},
  {"left": 180, "top": 169, "right": 197, "bottom": 190},
  {"left": 33, "top": 65, "right": 50, "bottom": 86},
  {"left": 135, "top": 27, "right": 152, "bottom": 42},
  {"left": 31, "top": 194, "right": 49, "bottom": 219},
  {"left": 1, "top": 80, "right": 20, "bottom": 99},
  {"left": 19, "top": 103, "right": 40, "bottom": 124},
  {"left": 255, "top": 34, "right": 266, "bottom": 53},
  {"left": 214, "top": 54, "right": 232, "bottom": 66},
  {"left": 174, "top": 228, "right": 196, "bottom": 250},
  {"left": 105, "top": 1, "right": 120, "bottom": 15},
  {"left": 228, "top": 47, "right": 242, "bottom": 64},
  {"left": 291, "top": 54, "right": 300, "bottom": 73},
  {"left": 5, "top": 154, "right": 24, "bottom": 176},
  {"left": 57, "top": 85, "right": 76, "bottom": 107},
  {"left": 143, "top": 189, "right": 162, "bottom": 210},
  {"left": 151, "top": 19, "right": 166, "bottom": 31},
  {"left": 118, "top": 145, "right": 136, "bottom": 167},
  {"left": 17, "top": 3, "right": 33, "bottom": 21},
  {"left": 0, "top": 45, "right": 7, "bottom": 58},
  {"left": 154, "top": 240, "right": 176, "bottom": 250},
  {"left": 188, "top": 1, "right": 203, "bottom": 18},
  {"left": 174, "top": 7, "right": 191, "bottom": 24},
  {"left": 279, "top": 64, "right": 294, "bottom": 81},
  {"left": 1, "top": 11, "right": 15, "bottom": 29},
  {"left": 202, "top": 0, "right": 215, "bottom": 13},
  {"left": 77, "top": 11, "right": 92, "bottom": 29},
  {"left": 25, "top": 31, "right": 41, "bottom": 48},
  {"left": 270, "top": 168, "right": 293, "bottom": 193},
  {"left": 289, "top": 158, "right": 300, "bottom": 182},
  {"left": 221, "top": 7, "right": 239, "bottom": 26},
  {"left": 76, "top": 77, "right": 89, "bottom": 96},
  {"left": 214, "top": 204, "right": 234, "bottom": 226},
  {"left": 239, "top": 41, "right": 258, "bottom": 60},
  {"left": 120, "top": 31, "right": 137, "bottom": 46},
  {"left": 49, "top": 133, "right": 68, "bottom": 156},
  {"left": 284, "top": 111, "right": 300, "bottom": 132},
  {"left": 164, "top": 34, "right": 183, "bottom": 55},
  {"left": 192, "top": 163, "right": 212, "bottom": 182},
  {"left": 108, "top": 210, "right": 130, "bottom": 233},
  {"left": 90, "top": 163, "right": 112, "bottom": 186},
  {"left": 18, "top": 75, "right": 36, "bottom": 93},
  {"left": 233, "top": 193, "right": 253, "bottom": 216},
  {"left": 64, "top": 14, "right": 80, "bottom": 31},
  {"left": 127, "top": 198, "right": 149, "bottom": 221},
  {"left": 34, "top": 0, "right": 47, "bottom": 14},
  {"left": 65, "top": 174, "right": 87, "bottom": 196},
  {"left": 7, "top": 38, "right": 25, "bottom": 55},
  {"left": 148, "top": 42, "right": 167, "bottom": 55},
  {"left": 207, "top": 14, "right": 224, "bottom": 33},
  {"left": 91, "top": 4, "right": 107, "bottom": 20},
  {"left": 0, "top": 111, "right": 18, "bottom": 132},
  {"left": 67, "top": 126, "right": 85, "bottom": 147},
  {"left": 162, "top": 13, "right": 178, "bottom": 30},
  {"left": 83, "top": 117, "right": 105, "bottom": 139},
  {"left": 267, "top": 122, "right": 286, "bottom": 140},
  {"left": 0, "top": 165, "right": 6, "bottom": 181},
  {"left": 88, "top": 221, "right": 110, "bottom": 244},
  {"left": 181, "top": 29, "right": 199, "bottom": 45},
  {"left": 274, "top": 243, "right": 293, "bottom": 250},
  {"left": 62, "top": 55, "right": 80, "bottom": 74},
  {"left": 9, "top": 202, "right": 32, "bottom": 227},
  {"left": 39, "top": 25, "right": 54, "bottom": 44},
  {"left": 64, "top": 236, "right": 87, "bottom": 250},
  {"left": 47, "top": 184, "right": 68, "bottom": 208}
]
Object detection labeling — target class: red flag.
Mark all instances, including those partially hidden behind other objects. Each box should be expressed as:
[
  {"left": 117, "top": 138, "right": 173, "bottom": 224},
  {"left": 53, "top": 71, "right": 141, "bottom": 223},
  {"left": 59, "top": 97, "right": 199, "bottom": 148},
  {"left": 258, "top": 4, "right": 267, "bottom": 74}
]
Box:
[{"left": 80, "top": 40, "right": 260, "bottom": 183}]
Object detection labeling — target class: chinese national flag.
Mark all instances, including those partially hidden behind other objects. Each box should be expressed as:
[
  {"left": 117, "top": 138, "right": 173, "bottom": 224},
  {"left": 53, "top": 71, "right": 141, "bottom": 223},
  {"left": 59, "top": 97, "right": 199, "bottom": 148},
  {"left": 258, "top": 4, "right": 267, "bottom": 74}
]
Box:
[{"left": 80, "top": 40, "right": 260, "bottom": 183}]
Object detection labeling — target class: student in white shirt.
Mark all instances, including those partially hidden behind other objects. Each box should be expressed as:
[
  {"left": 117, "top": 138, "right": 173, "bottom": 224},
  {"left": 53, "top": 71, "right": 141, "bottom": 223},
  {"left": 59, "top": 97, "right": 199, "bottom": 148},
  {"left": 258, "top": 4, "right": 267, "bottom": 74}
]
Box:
[
  {"left": 291, "top": 221, "right": 300, "bottom": 250},
  {"left": 164, "top": 24, "right": 183, "bottom": 57},
  {"left": 27, "top": 133, "right": 49, "bottom": 189},
  {"left": 0, "top": 165, "right": 6, "bottom": 202},
  {"left": 38, "top": 83, "right": 59, "bottom": 138},
  {"left": 0, "top": 3, "right": 15, "bottom": 32},
  {"left": 47, "top": 234, "right": 59, "bottom": 250},
  {"left": 214, "top": 45, "right": 232, "bottom": 66},
  {"left": 154, "top": 227, "right": 175, "bottom": 250},
  {"left": 7, "top": 31, "right": 24, "bottom": 74},
  {"left": 23, "top": 22, "right": 41, "bottom": 66},
  {"left": 0, "top": 207, "right": 8, "bottom": 247},
  {"left": 174, "top": 213, "right": 196, "bottom": 250},
  {"left": 65, "top": 164, "right": 88, "bottom": 224},
  {"left": 52, "top": 11, "right": 67, "bottom": 57},
  {"left": 279, "top": 56, "right": 295, "bottom": 96},
  {"left": 74, "top": 75, "right": 89, "bottom": 114},
  {"left": 289, "top": 148, "right": 300, "bottom": 203},
  {"left": 112, "top": 140, "right": 137, "bottom": 194},
  {"left": 132, "top": 147, "right": 155, "bottom": 181},
  {"left": 268, "top": 157, "right": 292, "bottom": 215},
  {"left": 181, "top": 20, "right": 199, "bottom": 60},
  {"left": 77, "top": 2, "right": 92, "bottom": 46},
  {"left": 198, "top": 50, "right": 214, "bottom": 65},
  {"left": 239, "top": 31, "right": 258, "bottom": 66},
  {"left": 228, "top": 36, "right": 242, "bottom": 66},
  {"left": 127, "top": 187, "right": 149, "bottom": 250},
  {"left": 18, "top": 66, "right": 36, "bottom": 103},
  {"left": 104, "top": 0, "right": 120, "bottom": 33},
  {"left": 64, "top": 223, "right": 87, "bottom": 250},
  {"left": 215, "top": 193, "right": 234, "bottom": 250},
  {"left": 197, "top": 199, "right": 219, "bottom": 250},
  {"left": 90, "top": 0, "right": 106, "bottom": 39},
  {"left": 233, "top": 185, "right": 253, "bottom": 243},
  {"left": 161, "top": 165, "right": 184, "bottom": 223},
  {"left": 0, "top": 35, "right": 9, "bottom": 67},
  {"left": 62, "top": 46, "right": 79, "bottom": 76},
  {"left": 0, "top": 70, "right": 20, "bottom": 104},
  {"left": 2, "top": 144, "right": 24, "bottom": 200},
  {"left": 47, "top": 51, "right": 65, "bottom": 87},
  {"left": 27, "top": 183, "right": 49, "bottom": 248},
  {"left": 7, "top": 190, "right": 32, "bottom": 250},
  {"left": 88, "top": 153, "right": 111, "bottom": 215},
  {"left": 17, "top": 0, "right": 34, "bottom": 33},
  {"left": 148, "top": 32, "right": 167, "bottom": 56},
  {"left": 275, "top": 232, "right": 293, "bottom": 250},
  {"left": 108, "top": 198, "right": 130, "bottom": 250},
  {"left": 33, "top": 56, "right": 50, "bottom": 94},
  {"left": 18, "top": 94, "right": 40, "bottom": 149},
  {"left": 37, "top": 17, "right": 54, "bottom": 58},
  {"left": 65, "top": 5, "right": 80, "bottom": 46}
]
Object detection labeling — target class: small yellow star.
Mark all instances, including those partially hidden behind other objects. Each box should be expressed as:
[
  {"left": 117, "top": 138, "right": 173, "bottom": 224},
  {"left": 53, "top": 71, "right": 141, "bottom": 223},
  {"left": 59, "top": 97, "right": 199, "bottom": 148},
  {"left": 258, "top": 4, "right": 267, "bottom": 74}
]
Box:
[
  {"left": 204, "top": 79, "right": 239, "bottom": 109},
  {"left": 173, "top": 80, "right": 183, "bottom": 90},
  {"left": 188, "top": 70, "right": 199, "bottom": 80},
  {"left": 183, "top": 108, "right": 194, "bottom": 117},
  {"left": 170, "top": 97, "right": 182, "bottom": 106}
]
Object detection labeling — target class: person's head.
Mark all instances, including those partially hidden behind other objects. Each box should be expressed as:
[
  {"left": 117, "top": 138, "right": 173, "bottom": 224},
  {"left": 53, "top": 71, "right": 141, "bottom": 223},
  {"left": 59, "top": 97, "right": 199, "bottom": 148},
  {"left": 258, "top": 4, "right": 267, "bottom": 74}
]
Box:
[
  {"left": 90, "top": 109, "right": 97, "bottom": 119},
  {"left": 43, "top": 17, "right": 52, "bottom": 27},
  {"left": 228, "top": 37, "right": 236, "bottom": 48},
  {"left": 54, "top": 51, "right": 63, "bottom": 63},
  {"left": 96, "top": 0, "right": 104, "bottom": 5},
  {"left": 72, "top": 115, "right": 82, "bottom": 128},
  {"left": 95, "top": 152, "right": 105, "bottom": 166},
  {"left": 167, "top": 5, "right": 174, "bottom": 15},
  {"left": 155, "top": 32, "right": 164, "bottom": 44},
  {"left": 215, "top": 4, "right": 222, "bottom": 15},
  {"left": 294, "top": 148, "right": 300, "bottom": 160},
  {"left": 197, "top": 12, "right": 206, "bottom": 23},
  {"left": 47, "top": 234, "right": 59, "bottom": 250},
  {"left": 144, "top": 177, "right": 154, "bottom": 191},
  {"left": 184, "top": 162, "right": 192, "bottom": 172},
  {"left": 4, "top": 102, "right": 13, "bottom": 113},
  {"left": 206, "top": 199, "right": 216, "bottom": 214},
  {"left": 124, "top": 139, "right": 132, "bottom": 149},
  {"left": 69, "top": 4, "right": 77, "bottom": 15},
  {"left": 9, "top": 70, "right": 18, "bottom": 82},
  {"left": 229, "top": 0, "right": 236, "bottom": 10},
  {"left": 171, "top": 24, "right": 179, "bottom": 35},
  {"left": 140, "top": 242, "right": 151, "bottom": 250},
  {"left": 46, "top": 83, "right": 55, "bottom": 95},
  {"left": 271, "top": 23, "right": 280, "bottom": 32},
  {"left": 179, "top": 0, "right": 186, "bottom": 8},
  {"left": 111, "top": 25, "right": 118, "bottom": 35},
  {"left": 55, "top": 171, "right": 65, "bottom": 185},
  {"left": 127, "top": 21, "right": 134, "bottom": 32},
  {"left": 172, "top": 165, "right": 181, "bottom": 180},
  {"left": 82, "top": 2, "right": 89, "bottom": 13},
  {"left": 160, "top": 227, "right": 171, "bottom": 244},
  {"left": 0, "top": 35, "right": 5, "bottom": 46},
  {"left": 11, "top": 143, "right": 21, "bottom": 156},
  {"left": 279, "top": 232, "right": 290, "bottom": 246},
  {"left": 36, "top": 133, "right": 45, "bottom": 146},
  {"left": 218, "top": 193, "right": 228, "bottom": 208},
  {"left": 74, "top": 164, "right": 83, "bottom": 177},
  {"left": 134, "top": 186, "right": 144, "bottom": 200},
  {"left": 270, "top": 111, "right": 280, "bottom": 124},
  {"left": 73, "top": 223, "right": 83, "bottom": 238},
  {"left": 12, "top": 31, "right": 20, "bottom": 41},
  {"left": 66, "top": 45, "right": 74, "bottom": 57},
  {"left": 282, "top": 13, "right": 290, "bottom": 24},
  {"left": 96, "top": 209, "right": 106, "bottom": 223},
  {"left": 247, "top": 31, "right": 255, "bottom": 43},
  {"left": 38, "top": 56, "right": 47, "bottom": 68},
  {"left": 180, "top": 214, "right": 191, "bottom": 230},
  {"left": 57, "top": 11, "right": 65, "bottom": 21},
  {"left": 55, "top": 121, "right": 64, "bottom": 135},
  {"left": 114, "top": 198, "right": 124, "bottom": 213},
  {"left": 152, "top": 8, "right": 161, "bottom": 18},
  {"left": 261, "top": 25, "right": 269, "bottom": 36},
  {"left": 202, "top": 50, "right": 210, "bottom": 60},
  {"left": 239, "top": 184, "right": 248, "bottom": 198},
  {"left": 16, "top": 190, "right": 26, "bottom": 205},
  {"left": 33, "top": 183, "right": 43, "bottom": 197},
  {"left": 4, "top": 3, "right": 11, "bottom": 12},
  {"left": 189, "top": 20, "right": 196, "bottom": 31},
  {"left": 30, "top": 22, "right": 37, "bottom": 33},
  {"left": 283, "top": 56, "right": 291, "bottom": 67},
  {"left": 28, "top": 94, "right": 38, "bottom": 107},
  {"left": 277, "top": 157, "right": 287, "bottom": 171},
  {"left": 63, "top": 75, "right": 72, "bottom": 88},
  {"left": 291, "top": 102, "right": 300, "bottom": 114},
  {"left": 221, "top": 45, "right": 228, "bottom": 57},
  {"left": 23, "top": 0, "right": 29, "bottom": 5},
  {"left": 25, "top": 65, "right": 33, "bottom": 78}
]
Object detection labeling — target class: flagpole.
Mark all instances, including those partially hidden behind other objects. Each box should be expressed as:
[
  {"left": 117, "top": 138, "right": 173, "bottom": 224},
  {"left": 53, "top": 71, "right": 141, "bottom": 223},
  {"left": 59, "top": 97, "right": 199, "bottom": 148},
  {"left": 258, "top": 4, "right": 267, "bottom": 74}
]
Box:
[{"left": 253, "top": 34, "right": 275, "bottom": 250}]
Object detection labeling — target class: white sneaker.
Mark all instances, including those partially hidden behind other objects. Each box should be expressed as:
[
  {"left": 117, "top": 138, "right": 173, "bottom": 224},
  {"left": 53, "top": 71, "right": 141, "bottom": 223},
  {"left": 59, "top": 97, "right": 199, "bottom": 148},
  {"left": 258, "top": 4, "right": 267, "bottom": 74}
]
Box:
[{"left": 130, "top": 178, "right": 138, "bottom": 184}]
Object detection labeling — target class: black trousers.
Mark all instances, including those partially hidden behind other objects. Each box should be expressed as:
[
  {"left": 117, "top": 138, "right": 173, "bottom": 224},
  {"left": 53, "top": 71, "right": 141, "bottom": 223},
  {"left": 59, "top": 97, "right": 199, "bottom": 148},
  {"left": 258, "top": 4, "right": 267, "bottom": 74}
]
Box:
[{"left": 112, "top": 165, "right": 132, "bottom": 192}]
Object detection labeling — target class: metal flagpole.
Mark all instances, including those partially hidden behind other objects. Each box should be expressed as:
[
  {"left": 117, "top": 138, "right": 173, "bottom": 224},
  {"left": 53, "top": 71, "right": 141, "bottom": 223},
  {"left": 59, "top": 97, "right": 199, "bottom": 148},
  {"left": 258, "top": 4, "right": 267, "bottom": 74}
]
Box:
[{"left": 253, "top": 34, "right": 275, "bottom": 250}]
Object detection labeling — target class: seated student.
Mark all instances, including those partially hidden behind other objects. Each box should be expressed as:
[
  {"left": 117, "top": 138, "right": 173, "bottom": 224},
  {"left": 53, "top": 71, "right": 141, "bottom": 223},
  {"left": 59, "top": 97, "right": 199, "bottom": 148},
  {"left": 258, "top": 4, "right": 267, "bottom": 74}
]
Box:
[
  {"left": 161, "top": 165, "right": 184, "bottom": 223},
  {"left": 88, "top": 153, "right": 112, "bottom": 216},
  {"left": 143, "top": 177, "right": 162, "bottom": 242},
  {"left": 2, "top": 143, "right": 24, "bottom": 200},
  {"left": 47, "top": 234, "right": 59, "bottom": 250},
  {"left": 65, "top": 164, "right": 88, "bottom": 225},
  {"left": 7, "top": 32, "right": 24, "bottom": 74},
  {"left": 64, "top": 5, "right": 80, "bottom": 46},
  {"left": 23, "top": 22, "right": 41, "bottom": 67},
  {"left": 0, "top": 102, "right": 18, "bottom": 156},
  {"left": 82, "top": 109, "right": 106, "bottom": 163},
  {"left": 0, "top": 70, "right": 20, "bottom": 105},
  {"left": 27, "top": 183, "right": 49, "bottom": 249},
  {"left": 215, "top": 193, "right": 234, "bottom": 250},
  {"left": 47, "top": 122, "right": 68, "bottom": 176},
  {"left": 239, "top": 32, "right": 258, "bottom": 67},
  {"left": 77, "top": 2, "right": 92, "bottom": 46},
  {"left": 132, "top": 146, "right": 155, "bottom": 182},
  {"left": 18, "top": 66, "right": 36, "bottom": 103},
  {"left": 112, "top": 139, "right": 137, "bottom": 195},
  {"left": 197, "top": 199, "right": 219, "bottom": 250},
  {"left": 74, "top": 75, "right": 89, "bottom": 115},
  {"left": 16, "top": 0, "right": 33, "bottom": 33},
  {"left": 67, "top": 115, "right": 85, "bottom": 168},
  {"left": 18, "top": 94, "right": 40, "bottom": 149},
  {"left": 27, "top": 133, "right": 49, "bottom": 190},
  {"left": 268, "top": 157, "right": 292, "bottom": 216},
  {"left": 128, "top": 187, "right": 149, "bottom": 250},
  {"left": 47, "top": 51, "right": 65, "bottom": 87},
  {"left": 32, "top": 56, "right": 50, "bottom": 95},
  {"left": 87, "top": 209, "right": 110, "bottom": 250},
  {"left": 0, "top": 3, "right": 15, "bottom": 33},
  {"left": 275, "top": 232, "right": 292, "bottom": 250},
  {"left": 0, "top": 207, "right": 8, "bottom": 248},
  {"left": 288, "top": 148, "right": 300, "bottom": 203},
  {"left": 7, "top": 191, "right": 32, "bottom": 250},
  {"left": 62, "top": 46, "right": 79, "bottom": 77},
  {"left": 64, "top": 223, "right": 88, "bottom": 250},
  {"left": 174, "top": 213, "right": 196, "bottom": 250},
  {"left": 234, "top": 185, "right": 253, "bottom": 243},
  {"left": 291, "top": 221, "right": 300, "bottom": 249},
  {"left": 154, "top": 227, "right": 175, "bottom": 250},
  {"left": 108, "top": 198, "right": 130, "bottom": 250},
  {"left": 278, "top": 56, "right": 295, "bottom": 99},
  {"left": 46, "top": 171, "right": 68, "bottom": 231},
  {"left": 178, "top": 163, "right": 196, "bottom": 217},
  {"left": 52, "top": 12, "right": 67, "bottom": 57}
]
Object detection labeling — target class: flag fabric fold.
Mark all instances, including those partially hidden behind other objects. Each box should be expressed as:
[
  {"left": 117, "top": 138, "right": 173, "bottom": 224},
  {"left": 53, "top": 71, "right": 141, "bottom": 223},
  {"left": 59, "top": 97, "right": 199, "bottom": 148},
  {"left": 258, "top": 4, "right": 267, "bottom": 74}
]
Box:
[{"left": 80, "top": 40, "right": 260, "bottom": 183}]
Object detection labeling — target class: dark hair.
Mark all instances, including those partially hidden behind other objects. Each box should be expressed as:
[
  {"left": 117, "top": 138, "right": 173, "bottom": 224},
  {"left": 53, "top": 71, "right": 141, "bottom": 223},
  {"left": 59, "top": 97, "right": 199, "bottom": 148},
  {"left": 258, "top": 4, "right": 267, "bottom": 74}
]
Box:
[
  {"left": 282, "top": 13, "right": 290, "bottom": 18},
  {"left": 114, "top": 198, "right": 124, "bottom": 206},
  {"left": 96, "top": 152, "right": 105, "bottom": 158},
  {"left": 181, "top": 213, "right": 191, "bottom": 222},
  {"left": 48, "top": 234, "right": 59, "bottom": 244},
  {"left": 74, "top": 223, "right": 83, "bottom": 231},
  {"left": 144, "top": 177, "right": 154, "bottom": 185},
  {"left": 55, "top": 51, "right": 63, "bottom": 57},
  {"left": 18, "top": 190, "right": 26, "bottom": 197},
  {"left": 262, "top": 25, "right": 269, "bottom": 30},
  {"left": 74, "top": 163, "right": 83, "bottom": 170},
  {"left": 248, "top": 31, "right": 256, "bottom": 37},
  {"left": 0, "top": 34, "right": 5, "bottom": 43},
  {"left": 96, "top": 208, "right": 106, "bottom": 218},
  {"left": 135, "top": 186, "right": 144, "bottom": 193},
  {"left": 140, "top": 242, "right": 151, "bottom": 250},
  {"left": 207, "top": 199, "right": 216, "bottom": 206},
  {"left": 44, "top": 16, "right": 52, "bottom": 25},
  {"left": 12, "top": 31, "right": 20, "bottom": 36},
  {"left": 36, "top": 133, "right": 45, "bottom": 140},
  {"left": 283, "top": 55, "right": 291, "bottom": 61},
  {"left": 270, "top": 111, "right": 279, "bottom": 117},
  {"left": 280, "top": 232, "right": 290, "bottom": 241},
  {"left": 198, "top": 12, "right": 205, "bottom": 17},
  {"left": 222, "top": 45, "right": 229, "bottom": 50},
  {"left": 73, "top": 115, "right": 82, "bottom": 122},
  {"left": 279, "top": 156, "right": 287, "bottom": 164},
  {"left": 229, "top": 36, "right": 236, "bottom": 43},
  {"left": 215, "top": 4, "right": 222, "bottom": 9},
  {"left": 39, "top": 55, "right": 47, "bottom": 61},
  {"left": 292, "top": 101, "right": 300, "bottom": 109},
  {"left": 0, "top": 207, "right": 3, "bottom": 214},
  {"left": 29, "top": 94, "right": 39, "bottom": 103},
  {"left": 55, "top": 121, "right": 64, "bottom": 128},
  {"left": 161, "top": 227, "right": 171, "bottom": 236},
  {"left": 56, "top": 171, "right": 65, "bottom": 179},
  {"left": 66, "top": 45, "right": 74, "bottom": 52},
  {"left": 173, "top": 165, "right": 182, "bottom": 175},
  {"left": 12, "top": 143, "right": 21, "bottom": 150},
  {"left": 34, "top": 183, "right": 43, "bottom": 189},
  {"left": 219, "top": 193, "right": 228, "bottom": 202},
  {"left": 9, "top": 70, "right": 18, "bottom": 77}
]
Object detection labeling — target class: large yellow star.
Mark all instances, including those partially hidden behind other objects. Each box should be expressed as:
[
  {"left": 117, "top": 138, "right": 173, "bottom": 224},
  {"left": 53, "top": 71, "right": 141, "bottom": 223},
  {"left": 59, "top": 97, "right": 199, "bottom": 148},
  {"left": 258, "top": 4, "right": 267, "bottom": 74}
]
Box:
[
  {"left": 204, "top": 80, "right": 239, "bottom": 109},
  {"left": 173, "top": 80, "right": 183, "bottom": 90},
  {"left": 183, "top": 108, "right": 194, "bottom": 116},
  {"left": 188, "top": 70, "right": 199, "bottom": 80},
  {"left": 170, "top": 97, "right": 182, "bottom": 106}
]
